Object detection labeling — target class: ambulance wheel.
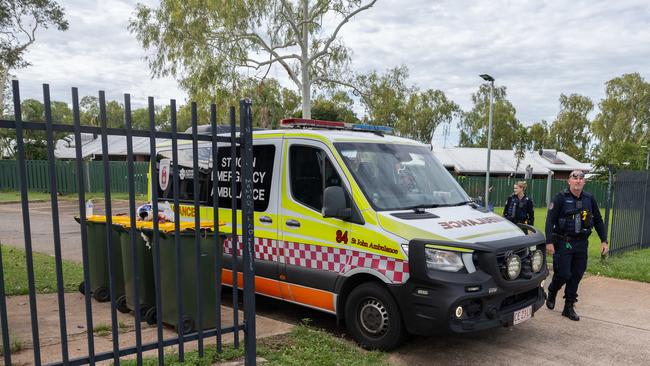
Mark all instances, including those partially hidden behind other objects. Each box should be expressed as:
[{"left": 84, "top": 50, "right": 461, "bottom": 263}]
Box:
[
  {"left": 116, "top": 295, "right": 130, "bottom": 313},
  {"left": 93, "top": 286, "right": 110, "bottom": 302},
  {"left": 345, "top": 282, "right": 405, "bottom": 350},
  {"left": 78, "top": 281, "right": 85, "bottom": 295}
]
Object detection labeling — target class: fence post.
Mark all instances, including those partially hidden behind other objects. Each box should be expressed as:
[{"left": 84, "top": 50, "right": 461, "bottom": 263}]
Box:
[
  {"left": 545, "top": 171, "right": 554, "bottom": 207},
  {"left": 604, "top": 165, "right": 613, "bottom": 241},
  {"left": 639, "top": 171, "right": 648, "bottom": 249}
]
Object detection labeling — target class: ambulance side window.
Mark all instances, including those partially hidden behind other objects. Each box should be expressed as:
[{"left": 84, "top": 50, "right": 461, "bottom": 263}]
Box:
[{"left": 289, "top": 145, "right": 342, "bottom": 212}]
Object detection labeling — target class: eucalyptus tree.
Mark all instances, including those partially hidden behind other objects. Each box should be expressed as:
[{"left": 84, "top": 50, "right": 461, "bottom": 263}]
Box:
[{"left": 129, "top": 0, "right": 377, "bottom": 119}]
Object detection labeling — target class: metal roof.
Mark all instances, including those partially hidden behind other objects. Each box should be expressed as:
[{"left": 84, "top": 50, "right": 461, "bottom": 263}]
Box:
[
  {"left": 431, "top": 147, "right": 592, "bottom": 175},
  {"left": 54, "top": 133, "right": 169, "bottom": 159}
]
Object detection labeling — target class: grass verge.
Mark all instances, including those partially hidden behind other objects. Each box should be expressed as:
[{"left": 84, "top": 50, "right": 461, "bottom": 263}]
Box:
[
  {"left": 122, "top": 323, "right": 387, "bottom": 366},
  {"left": 0, "top": 244, "right": 84, "bottom": 295}
]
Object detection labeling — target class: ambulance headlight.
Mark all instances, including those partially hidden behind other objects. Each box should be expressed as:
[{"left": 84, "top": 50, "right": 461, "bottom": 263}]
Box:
[
  {"left": 506, "top": 255, "right": 521, "bottom": 280},
  {"left": 531, "top": 250, "right": 544, "bottom": 273},
  {"left": 425, "top": 248, "right": 465, "bottom": 272}
]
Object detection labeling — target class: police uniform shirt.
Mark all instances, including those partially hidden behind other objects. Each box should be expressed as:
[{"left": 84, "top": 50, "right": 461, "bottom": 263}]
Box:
[
  {"left": 545, "top": 189, "right": 607, "bottom": 243},
  {"left": 503, "top": 194, "right": 534, "bottom": 225}
]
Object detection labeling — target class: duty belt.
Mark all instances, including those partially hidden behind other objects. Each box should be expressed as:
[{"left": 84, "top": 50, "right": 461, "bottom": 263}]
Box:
[{"left": 552, "top": 232, "right": 589, "bottom": 242}]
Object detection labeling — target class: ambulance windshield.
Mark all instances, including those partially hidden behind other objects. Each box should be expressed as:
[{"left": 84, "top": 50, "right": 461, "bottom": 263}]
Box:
[{"left": 335, "top": 143, "right": 470, "bottom": 211}]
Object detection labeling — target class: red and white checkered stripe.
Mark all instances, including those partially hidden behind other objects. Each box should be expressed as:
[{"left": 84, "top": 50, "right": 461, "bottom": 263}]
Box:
[
  {"left": 224, "top": 236, "right": 409, "bottom": 283},
  {"left": 224, "top": 236, "right": 278, "bottom": 262}
]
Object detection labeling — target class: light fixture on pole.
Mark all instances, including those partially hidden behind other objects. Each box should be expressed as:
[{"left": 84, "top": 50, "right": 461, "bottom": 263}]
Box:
[{"left": 480, "top": 74, "right": 495, "bottom": 208}]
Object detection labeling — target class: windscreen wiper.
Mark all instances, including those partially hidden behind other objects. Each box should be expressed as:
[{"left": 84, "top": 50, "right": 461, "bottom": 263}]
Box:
[{"left": 403, "top": 204, "right": 441, "bottom": 212}]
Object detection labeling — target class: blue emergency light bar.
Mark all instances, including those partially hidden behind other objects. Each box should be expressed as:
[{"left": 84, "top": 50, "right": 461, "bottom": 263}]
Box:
[{"left": 281, "top": 118, "right": 394, "bottom": 135}]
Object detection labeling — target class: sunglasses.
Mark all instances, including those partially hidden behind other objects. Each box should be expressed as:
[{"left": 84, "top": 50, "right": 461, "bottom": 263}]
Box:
[{"left": 570, "top": 173, "right": 585, "bottom": 179}]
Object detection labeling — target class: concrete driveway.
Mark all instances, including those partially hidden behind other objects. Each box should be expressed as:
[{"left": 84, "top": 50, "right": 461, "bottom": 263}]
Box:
[{"left": 0, "top": 200, "right": 137, "bottom": 262}]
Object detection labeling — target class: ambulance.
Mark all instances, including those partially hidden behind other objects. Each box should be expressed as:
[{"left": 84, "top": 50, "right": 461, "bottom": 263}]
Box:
[{"left": 152, "top": 118, "right": 549, "bottom": 350}]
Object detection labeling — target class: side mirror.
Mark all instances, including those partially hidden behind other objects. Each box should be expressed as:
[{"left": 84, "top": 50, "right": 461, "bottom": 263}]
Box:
[{"left": 322, "top": 186, "right": 352, "bottom": 219}]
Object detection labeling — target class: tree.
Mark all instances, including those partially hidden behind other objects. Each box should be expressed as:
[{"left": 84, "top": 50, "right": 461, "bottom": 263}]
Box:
[
  {"left": 355, "top": 66, "right": 413, "bottom": 128},
  {"left": 513, "top": 125, "right": 528, "bottom": 176},
  {"left": 592, "top": 73, "right": 650, "bottom": 170},
  {"left": 306, "top": 91, "right": 359, "bottom": 122},
  {"left": 547, "top": 93, "right": 593, "bottom": 161},
  {"left": 0, "top": 0, "right": 68, "bottom": 112},
  {"left": 458, "top": 84, "right": 521, "bottom": 149},
  {"left": 129, "top": 0, "right": 377, "bottom": 119},
  {"left": 528, "top": 121, "right": 549, "bottom": 151},
  {"left": 402, "top": 89, "right": 460, "bottom": 144}
]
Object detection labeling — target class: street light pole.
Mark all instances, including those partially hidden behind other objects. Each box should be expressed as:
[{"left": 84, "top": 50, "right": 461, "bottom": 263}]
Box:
[{"left": 480, "top": 74, "right": 495, "bottom": 207}]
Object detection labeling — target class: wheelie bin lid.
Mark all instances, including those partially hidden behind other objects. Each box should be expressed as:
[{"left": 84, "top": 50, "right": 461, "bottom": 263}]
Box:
[
  {"left": 120, "top": 220, "right": 225, "bottom": 234},
  {"left": 74, "top": 215, "right": 132, "bottom": 226}
]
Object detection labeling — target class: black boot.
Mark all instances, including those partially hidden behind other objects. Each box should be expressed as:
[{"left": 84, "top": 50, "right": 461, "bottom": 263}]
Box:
[
  {"left": 546, "top": 289, "right": 557, "bottom": 310},
  {"left": 562, "top": 300, "right": 580, "bottom": 321}
]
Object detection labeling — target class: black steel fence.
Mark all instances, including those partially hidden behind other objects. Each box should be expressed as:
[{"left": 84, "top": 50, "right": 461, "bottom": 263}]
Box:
[
  {"left": 0, "top": 80, "right": 256, "bottom": 365},
  {"left": 609, "top": 170, "right": 650, "bottom": 255}
]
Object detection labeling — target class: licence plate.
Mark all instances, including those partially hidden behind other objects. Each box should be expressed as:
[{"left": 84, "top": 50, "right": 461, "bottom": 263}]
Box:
[{"left": 513, "top": 305, "right": 532, "bottom": 325}]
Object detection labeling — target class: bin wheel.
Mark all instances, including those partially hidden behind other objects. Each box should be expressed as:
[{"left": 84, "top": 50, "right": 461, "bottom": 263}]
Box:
[
  {"left": 93, "top": 286, "right": 110, "bottom": 302},
  {"left": 145, "top": 307, "right": 157, "bottom": 325},
  {"left": 344, "top": 282, "right": 405, "bottom": 351},
  {"left": 176, "top": 316, "right": 195, "bottom": 334},
  {"left": 139, "top": 304, "right": 151, "bottom": 320},
  {"left": 116, "top": 295, "right": 129, "bottom": 313},
  {"left": 78, "top": 281, "right": 85, "bottom": 295}
]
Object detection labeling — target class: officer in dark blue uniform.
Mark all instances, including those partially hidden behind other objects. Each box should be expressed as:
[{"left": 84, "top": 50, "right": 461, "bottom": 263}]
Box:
[
  {"left": 503, "top": 181, "right": 534, "bottom": 225},
  {"left": 545, "top": 170, "right": 609, "bottom": 321}
]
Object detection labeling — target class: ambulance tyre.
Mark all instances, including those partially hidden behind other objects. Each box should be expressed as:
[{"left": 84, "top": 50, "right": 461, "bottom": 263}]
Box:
[{"left": 345, "top": 282, "right": 405, "bottom": 351}]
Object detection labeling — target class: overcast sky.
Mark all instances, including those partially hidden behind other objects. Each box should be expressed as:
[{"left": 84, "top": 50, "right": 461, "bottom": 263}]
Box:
[{"left": 12, "top": 0, "right": 650, "bottom": 146}]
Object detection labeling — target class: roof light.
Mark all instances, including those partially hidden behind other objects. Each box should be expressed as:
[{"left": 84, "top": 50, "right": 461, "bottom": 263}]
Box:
[
  {"left": 281, "top": 118, "right": 393, "bottom": 135},
  {"left": 351, "top": 124, "right": 394, "bottom": 134}
]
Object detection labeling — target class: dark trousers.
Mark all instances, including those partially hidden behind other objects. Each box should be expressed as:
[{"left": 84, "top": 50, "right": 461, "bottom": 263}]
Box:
[{"left": 548, "top": 238, "right": 588, "bottom": 302}]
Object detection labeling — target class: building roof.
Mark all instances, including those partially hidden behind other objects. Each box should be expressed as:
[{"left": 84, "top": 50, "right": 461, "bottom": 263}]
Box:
[
  {"left": 431, "top": 147, "right": 592, "bottom": 175},
  {"left": 55, "top": 133, "right": 169, "bottom": 159}
]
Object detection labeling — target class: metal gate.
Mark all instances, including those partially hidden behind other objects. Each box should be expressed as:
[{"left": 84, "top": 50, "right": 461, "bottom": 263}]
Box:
[
  {"left": 0, "top": 80, "right": 257, "bottom": 365},
  {"left": 609, "top": 170, "right": 650, "bottom": 255}
]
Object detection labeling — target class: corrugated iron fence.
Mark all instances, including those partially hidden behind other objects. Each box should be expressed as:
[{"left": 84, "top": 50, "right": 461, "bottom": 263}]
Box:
[
  {"left": 456, "top": 176, "right": 608, "bottom": 208},
  {"left": 609, "top": 170, "right": 650, "bottom": 255},
  {"left": 0, "top": 80, "right": 257, "bottom": 365},
  {"left": 0, "top": 160, "right": 150, "bottom": 194}
]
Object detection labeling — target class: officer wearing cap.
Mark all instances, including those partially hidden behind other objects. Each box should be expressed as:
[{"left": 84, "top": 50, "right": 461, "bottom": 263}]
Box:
[
  {"left": 503, "top": 181, "right": 534, "bottom": 226},
  {"left": 545, "top": 170, "right": 609, "bottom": 321}
]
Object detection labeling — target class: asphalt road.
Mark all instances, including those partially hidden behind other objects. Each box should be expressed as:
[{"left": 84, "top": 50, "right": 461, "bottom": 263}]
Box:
[{"left": 1, "top": 201, "right": 649, "bottom": 365}]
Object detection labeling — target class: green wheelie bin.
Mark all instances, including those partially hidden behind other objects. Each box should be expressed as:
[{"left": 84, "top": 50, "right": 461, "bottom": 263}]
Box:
[
  {"left": 141, "top": 221, "right": 225, "bottom": 334},
  {"left": 114, "top": 222, "right": 157, "bottom": 323},
  {"left": 74, "top": 215, "right": 128, "bottom": 311}
]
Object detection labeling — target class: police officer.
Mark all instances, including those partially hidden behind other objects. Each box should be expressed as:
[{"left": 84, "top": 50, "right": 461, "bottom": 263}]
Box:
[
  {"left": 503, "top": 181, "right": 534, "bottom": 225},
  {"left": 545, "top": 170, "right": 609, "bottom": 321}
]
